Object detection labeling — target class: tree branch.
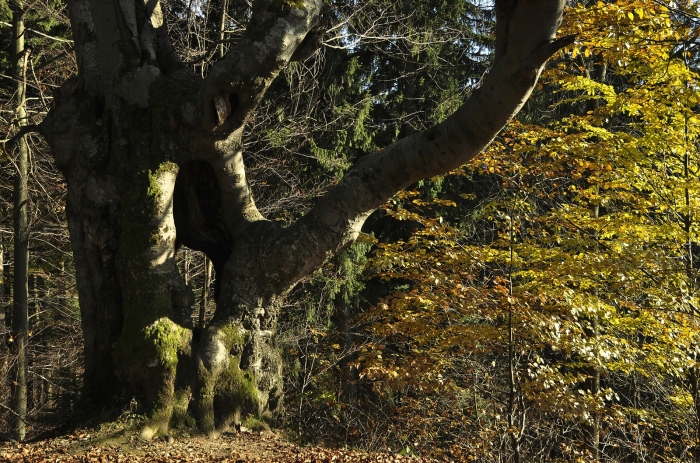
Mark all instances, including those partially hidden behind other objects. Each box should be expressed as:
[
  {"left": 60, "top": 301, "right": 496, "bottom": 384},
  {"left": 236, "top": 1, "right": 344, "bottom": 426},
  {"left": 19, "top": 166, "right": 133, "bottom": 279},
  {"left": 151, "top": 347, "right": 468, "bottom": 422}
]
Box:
[
  {"left": 4, "top": 124, "right": 40, "bottom": 146},
  {"left": 266, "top": 0, "right": 570, "bottom": 288},
  {"left": 188, "top": 0, "right": 325, "bottom": 240},
  {"left": 0, "top": 21, "right": 73, "bottom": 44},
  {"left": 198, "top": 0, "right": 324, "bottom": 134}
]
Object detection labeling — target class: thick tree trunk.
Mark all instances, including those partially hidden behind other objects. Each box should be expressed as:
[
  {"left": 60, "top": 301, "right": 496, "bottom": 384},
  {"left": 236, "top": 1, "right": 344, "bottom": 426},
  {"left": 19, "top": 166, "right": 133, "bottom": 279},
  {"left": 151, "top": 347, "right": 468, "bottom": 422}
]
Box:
[{"left": 36, "top": 0, "right": 571, "bottom": 438}]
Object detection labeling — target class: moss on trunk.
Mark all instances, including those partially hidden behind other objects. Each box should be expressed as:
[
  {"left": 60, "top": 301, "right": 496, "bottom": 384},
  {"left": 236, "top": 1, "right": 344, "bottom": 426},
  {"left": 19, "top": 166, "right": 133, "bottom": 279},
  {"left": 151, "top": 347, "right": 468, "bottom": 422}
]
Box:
[
  {"left": 110, "top": 92, "right": 190, "bottom": 437},
  {"left": 195, "top": 323, "right": 265, "bottom": 435}
]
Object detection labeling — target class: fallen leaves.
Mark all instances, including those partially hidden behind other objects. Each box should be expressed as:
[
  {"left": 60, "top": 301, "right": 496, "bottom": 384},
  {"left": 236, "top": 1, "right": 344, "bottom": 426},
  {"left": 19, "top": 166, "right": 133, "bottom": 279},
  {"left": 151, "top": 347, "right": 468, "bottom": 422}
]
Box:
[{"left": 0, "top": 430, "right": 438, "bottom": 463}]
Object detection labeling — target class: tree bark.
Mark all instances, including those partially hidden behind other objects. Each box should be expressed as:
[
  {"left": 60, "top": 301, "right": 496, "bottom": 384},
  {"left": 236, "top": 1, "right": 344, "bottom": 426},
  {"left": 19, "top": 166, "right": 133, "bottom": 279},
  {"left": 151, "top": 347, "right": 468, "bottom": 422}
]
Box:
[
  {"left": 200, "top": 258, "right": 211, "bottom": 330},
  {"left": 11, "top": 0, "right": 30, "bottom": 442},
  {"left": 582, "top": 316, "right": 600, "bottom": 461},
  {"left": 36, "top": 0, "right": 573, "bottom": 437},
  {"left": 0, "top": 243, "right": 5, "bottom": 354},
  {"left": 334, "top": 291, "right": 358, "bottom": 404}
]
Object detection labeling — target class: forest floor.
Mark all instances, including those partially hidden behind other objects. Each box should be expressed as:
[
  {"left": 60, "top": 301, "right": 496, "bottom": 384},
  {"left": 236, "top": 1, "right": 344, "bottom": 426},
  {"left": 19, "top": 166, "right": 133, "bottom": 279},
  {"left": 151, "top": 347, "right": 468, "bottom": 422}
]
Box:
[{"left": 0, "top": 425, "right": 438, "bottom": 462}]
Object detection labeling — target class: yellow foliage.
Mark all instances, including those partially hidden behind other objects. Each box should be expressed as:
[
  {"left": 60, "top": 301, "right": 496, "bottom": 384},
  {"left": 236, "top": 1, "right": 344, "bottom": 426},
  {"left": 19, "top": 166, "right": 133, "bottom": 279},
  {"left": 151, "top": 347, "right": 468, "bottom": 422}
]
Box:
[{"left": 358, "top": 1, "right": 700, "bottom": 460}]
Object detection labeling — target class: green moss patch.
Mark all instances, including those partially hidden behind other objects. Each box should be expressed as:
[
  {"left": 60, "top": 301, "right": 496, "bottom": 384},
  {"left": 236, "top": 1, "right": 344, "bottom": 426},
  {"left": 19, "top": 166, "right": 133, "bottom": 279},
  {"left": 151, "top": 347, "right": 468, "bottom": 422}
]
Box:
[
  {"left": 144, "top": 318, "right": 190, "bottom": 370},
  {"left": 242, "top": 416, "right": 271, "bottom": 432}
]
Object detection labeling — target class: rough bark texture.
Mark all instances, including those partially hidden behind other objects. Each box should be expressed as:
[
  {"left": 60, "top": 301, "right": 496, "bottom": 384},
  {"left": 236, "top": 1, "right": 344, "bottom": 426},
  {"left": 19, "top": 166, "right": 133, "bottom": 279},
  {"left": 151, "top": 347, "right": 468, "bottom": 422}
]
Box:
[
  {"left": 36, "top": 0, "right": 572, "bottom": 438},
  {"left": 11, "top": 0, "right": 29, "bottom": 442}
]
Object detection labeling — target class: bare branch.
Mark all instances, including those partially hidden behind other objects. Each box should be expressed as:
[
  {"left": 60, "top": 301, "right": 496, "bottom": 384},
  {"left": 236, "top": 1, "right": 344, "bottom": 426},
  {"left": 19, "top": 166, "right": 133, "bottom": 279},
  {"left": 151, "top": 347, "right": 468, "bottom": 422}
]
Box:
[
  {"left": 4, "top": 124, "right": 40, "bottom": 146},
  {"left": 0, "top": 21, "right": 73, "bottom": 43}
]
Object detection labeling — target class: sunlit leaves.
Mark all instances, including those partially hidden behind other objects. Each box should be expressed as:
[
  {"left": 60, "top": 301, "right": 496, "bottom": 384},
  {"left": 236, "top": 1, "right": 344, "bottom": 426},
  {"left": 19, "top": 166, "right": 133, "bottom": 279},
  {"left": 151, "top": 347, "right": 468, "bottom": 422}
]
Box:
[{"left": 357, "top": 0, "right": 700, "bottom": 460}]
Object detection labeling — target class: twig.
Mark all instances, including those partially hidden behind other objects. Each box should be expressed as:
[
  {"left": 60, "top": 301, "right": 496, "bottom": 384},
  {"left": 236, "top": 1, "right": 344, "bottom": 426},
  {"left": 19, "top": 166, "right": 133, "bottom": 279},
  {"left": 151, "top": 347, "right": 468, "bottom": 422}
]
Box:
[
  {"left": 4, "top": 124, "right": 40, "bottom": 146},
  {"left": 0, "top": 401, "right": 29, "bottom": 428},
  {"left": 29, "top": 58, "right": 49, "bottom": 112},
  {"left": 0, "top": 21, "right": 73, "bottom": 44},
  {"left": 183, "top": 37, "right": 241, "bottom": 65}
]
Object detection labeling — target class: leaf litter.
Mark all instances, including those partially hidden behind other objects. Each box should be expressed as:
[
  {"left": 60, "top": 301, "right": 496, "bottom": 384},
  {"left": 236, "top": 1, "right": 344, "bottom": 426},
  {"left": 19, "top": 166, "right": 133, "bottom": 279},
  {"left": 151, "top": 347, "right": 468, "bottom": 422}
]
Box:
[{"left": 0, "top": 428, "right": 438, "bottom": 462}]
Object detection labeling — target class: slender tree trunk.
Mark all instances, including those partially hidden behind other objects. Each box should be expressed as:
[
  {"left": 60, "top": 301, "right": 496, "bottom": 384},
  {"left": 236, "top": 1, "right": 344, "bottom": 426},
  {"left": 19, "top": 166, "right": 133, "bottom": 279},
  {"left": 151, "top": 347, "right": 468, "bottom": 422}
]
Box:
[
  {"left": 506, "top": 202, "right": 524, "bottom": 463},
  {"left": 333, "top": 292, "right": 357, "bottom": 404},
  {"left": 0, "top": 244, "right": 5, "bottom": 352},
  {"left": 400, "top": 0, "right": 417, "bottom": 140},
  {"left": 219, "top": 0, "right": 229, "bottom": 60},
  {"left": 581, "top": 205, "right": 601, "bottom": 461},
  {"left": 681, "top": 113, "right": 700, "bottom": 462},
  {"left": 577, "top": 55, "right": 606, "bottom": 460},
  {"left": 0, "top": 242, "right": 7, "bottom": 417},
  {"left": 507, "top": 307, "right": 522, "bottom": 463},
  {"left": 691, "top": 362, "right": 700, "bottom": 462},
  {"left": 11, "top": 0, "right": 29, "bottom": 442},
  {"left": 582, "top": 317, "right": 600, "bottom": 461},
  {"left": 200, "top": 257, "right": 211, "bottom": 330}
]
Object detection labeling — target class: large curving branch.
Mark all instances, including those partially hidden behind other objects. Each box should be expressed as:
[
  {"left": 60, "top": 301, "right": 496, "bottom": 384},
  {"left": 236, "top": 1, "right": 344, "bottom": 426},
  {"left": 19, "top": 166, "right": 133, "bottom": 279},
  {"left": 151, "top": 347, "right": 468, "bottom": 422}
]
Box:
[
  {"left": 191, "top": 0, "right": 325, "bottom": 239},
  {"left": 198, "top": 0, "right": 324, "bottom": 134},
  {"left": 265, "top": 0, "right": 575, "bottom": 289}
]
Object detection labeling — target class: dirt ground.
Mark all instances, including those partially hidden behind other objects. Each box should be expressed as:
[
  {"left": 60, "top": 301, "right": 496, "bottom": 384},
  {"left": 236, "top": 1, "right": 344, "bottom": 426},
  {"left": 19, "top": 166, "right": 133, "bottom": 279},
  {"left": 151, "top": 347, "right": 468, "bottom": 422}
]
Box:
[{"left": 0, "top": 427, "right": 439, "bottom": 462}]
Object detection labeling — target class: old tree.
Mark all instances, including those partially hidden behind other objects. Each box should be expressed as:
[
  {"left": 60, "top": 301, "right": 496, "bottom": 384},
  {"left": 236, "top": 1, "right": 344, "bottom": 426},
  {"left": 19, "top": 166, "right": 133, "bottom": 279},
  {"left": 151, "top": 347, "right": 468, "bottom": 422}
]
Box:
[{"left": 30, "top": 0, "right": 573, "bottom": 438}]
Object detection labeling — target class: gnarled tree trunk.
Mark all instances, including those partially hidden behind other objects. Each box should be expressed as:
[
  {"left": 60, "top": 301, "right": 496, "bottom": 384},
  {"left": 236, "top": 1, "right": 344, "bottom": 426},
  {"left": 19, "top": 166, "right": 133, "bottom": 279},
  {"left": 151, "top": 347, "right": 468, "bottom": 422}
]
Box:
[{"left": 37, "top": 0, "right": 572, "bottom": 438}]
